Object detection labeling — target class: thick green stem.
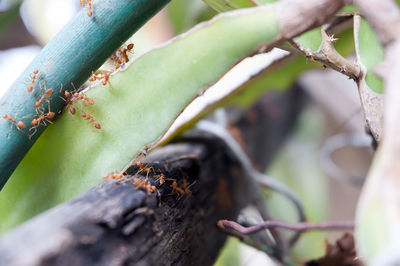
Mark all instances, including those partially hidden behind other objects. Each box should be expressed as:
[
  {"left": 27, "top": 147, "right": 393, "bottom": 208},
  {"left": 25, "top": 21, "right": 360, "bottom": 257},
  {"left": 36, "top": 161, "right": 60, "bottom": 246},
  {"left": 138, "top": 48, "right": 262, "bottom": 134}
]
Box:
[{"left": 0, "top": 0, "right": 170, "bottom": 190}]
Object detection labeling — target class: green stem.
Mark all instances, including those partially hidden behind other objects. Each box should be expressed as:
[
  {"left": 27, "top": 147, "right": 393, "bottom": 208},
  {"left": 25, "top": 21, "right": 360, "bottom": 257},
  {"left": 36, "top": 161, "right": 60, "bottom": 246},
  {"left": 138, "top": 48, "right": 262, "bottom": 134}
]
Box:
[{"left": 0, "top": 0, "right": 170, "bottom": 190}]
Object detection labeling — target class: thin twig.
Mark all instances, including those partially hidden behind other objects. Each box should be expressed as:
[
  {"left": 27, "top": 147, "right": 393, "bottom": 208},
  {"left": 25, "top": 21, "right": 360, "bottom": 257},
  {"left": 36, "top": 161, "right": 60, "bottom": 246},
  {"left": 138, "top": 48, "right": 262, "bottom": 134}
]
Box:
[
  {"left": 290, "top": 29, "right": 361, "bottom": 81},
  {"left": 218, "top": 219, "right": 354, "bottom": 235}
]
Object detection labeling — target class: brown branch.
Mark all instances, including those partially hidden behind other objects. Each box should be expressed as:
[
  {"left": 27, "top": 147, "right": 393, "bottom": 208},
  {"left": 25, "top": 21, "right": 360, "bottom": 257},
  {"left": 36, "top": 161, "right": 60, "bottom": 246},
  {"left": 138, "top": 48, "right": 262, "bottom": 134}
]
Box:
[
  {"left": 290, "top": 29, "right": 361, "bottom": 81},
  {"left": 218, "top": 219, "right": 355, "bottom": 235}
]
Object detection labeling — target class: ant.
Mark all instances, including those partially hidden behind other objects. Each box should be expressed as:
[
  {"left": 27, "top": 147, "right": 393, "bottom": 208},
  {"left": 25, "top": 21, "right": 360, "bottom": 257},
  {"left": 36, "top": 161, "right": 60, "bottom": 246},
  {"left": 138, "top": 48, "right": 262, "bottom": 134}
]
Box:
[
  {"left": 121, "top": 43, "right": 134, "bottom": 63},
  {"left": 80, "top": 0, "right": 93, "bottom": 17},
  {"left": 34, "top": 88, "right": 52, "bottom": 110},
  {"left": 30, "top": 112, "right": 55, "bottom": 127},
  {"left": 59, "top": 85, "right": 79, "bottom": 115},
  {"left": 29, "top": 98, "right": 55, "bottom": 138},
  {"left": 135, "top": 161, "right": 154, "bottom": 178},
  {"left": 182, "top": 178, "right": 193, "bottom": 195},
  {"left": 106, "top": 171, "right": 124, "bottom": 180},
  {"left": 33, "top": 82, "right": 53, "bottom": 115},
  {"left": 73, "top": 92, "right": 94, "bottom": 105},
  {"left": 27, "top": 69, "right": 39, "bottom": 93},
  {"left": 132, "top": 177, "right": 157, "bottom": 195},
  {"left": 109, "top": 43, "right": 134, "bottom": 70},
  {"left": 155, "top": 173, "right": 165, "bottom": 185},
  {"left": 165, "top": 178, "right": 194, "bottom": 198},
  {"left": 89, "top": 71, "right": 112, "bottom": 87},
  {"left": 81, "top": 111, "right": 101, "bottom": 129},
  {"left": 2, "top": 114, "right": 26, "bottom": 133}
]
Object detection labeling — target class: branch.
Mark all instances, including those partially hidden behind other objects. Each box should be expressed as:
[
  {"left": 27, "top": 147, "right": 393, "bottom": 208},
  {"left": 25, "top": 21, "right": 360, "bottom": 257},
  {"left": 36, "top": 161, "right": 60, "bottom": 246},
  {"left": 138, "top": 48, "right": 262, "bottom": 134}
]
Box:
[
  {"left": 0, "top": 89, "right": 306, "bottom": 265},
  {"left": 290, "top": 29, "right": 361, "bottom": 81},
  {"left": 218, "top": 219, "right": 355, "bottom": 235}
]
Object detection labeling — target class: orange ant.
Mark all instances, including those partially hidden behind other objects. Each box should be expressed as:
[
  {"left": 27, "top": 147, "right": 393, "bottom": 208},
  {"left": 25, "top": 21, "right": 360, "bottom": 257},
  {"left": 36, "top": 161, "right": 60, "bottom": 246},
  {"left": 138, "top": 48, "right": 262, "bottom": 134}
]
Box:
[
  {"left": 81, "top": 111, "right": 101, "bottom": 129},
  {"left": 109, "top": 55, "right": 122, "bottom": 70},
  {"left": 89, "top": 71, "right": 112, "bottom": 87},
  {"left": 170, "top": 180, "right": 185, "bottom": 196},
  {"left": 34, "top": 85, "right": 53, "bottom": 113},
  {"left": 106, "top": 171, "right": 123, "bottom": 180},
  {"left": 135, "top": 161, "right": 154, "bottom": 178},
  {"left": 80, "top": 0, "right": 93, "bottom": 17},
  {"left": 29, "top": 99, "right": 55, "bottom": 138},
  {"left": 132, "top": 177, "right": 157, "bottom": 195},
  {"left": 27, "top": 70, "right": 39, "bottom": 93},
  {"left": 34, "top": 95, "right": 46, "bottom": 109},
  {"left": 30, "top": 112, "right": 55, "bottom": 127},
  {"left": 155, "top": 173, "right": 165, "bottom": 185},
  {"left": 73, "top": 92, "right": 94, "bottom": 105},
  {"left": 182, "top": 178, "right": 193, "bottom": 195},
  {"left": 60, "top": 87, "right": 78, "bottom": 115},
  {"left": 109, "top": 43, "right": 134, "bottom": 70},
  {"left": 3, "top": 114, "right": 26, "bottom": 132},
  {"left": 119, "top": 43, "right": 134, "bottom": 63},
  {"left": 165, "top": 178, "right": 194, "bottom": 198}
]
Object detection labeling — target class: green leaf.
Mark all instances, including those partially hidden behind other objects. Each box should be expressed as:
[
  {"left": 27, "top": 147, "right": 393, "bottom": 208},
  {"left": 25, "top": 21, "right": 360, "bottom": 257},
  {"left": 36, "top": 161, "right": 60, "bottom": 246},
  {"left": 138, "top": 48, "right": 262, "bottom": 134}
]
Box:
[
  {"left": 202, "top": 0, "right": 277, "bottom": 12},
  {"left": 0, "top": 7, "right": 281, "bottom": 233},
  {"left": 358, "top": 19, "right": 384, "bottom": 93},
  {"left": 0, "top": 1, "right": 21, "bottom": 37},
  {"left": 167, "top": 0, "right": 215, "bottom": 34},
  {"left": 203, "top": 0, "right": 254, "bottom": 12}
]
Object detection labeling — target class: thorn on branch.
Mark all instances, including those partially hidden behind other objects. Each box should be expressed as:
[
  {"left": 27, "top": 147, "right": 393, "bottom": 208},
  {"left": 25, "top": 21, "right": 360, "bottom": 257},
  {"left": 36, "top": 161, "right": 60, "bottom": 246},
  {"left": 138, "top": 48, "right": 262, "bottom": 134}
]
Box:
[{"left": 290, "top": 28, "right": 361, "bottom": 81}]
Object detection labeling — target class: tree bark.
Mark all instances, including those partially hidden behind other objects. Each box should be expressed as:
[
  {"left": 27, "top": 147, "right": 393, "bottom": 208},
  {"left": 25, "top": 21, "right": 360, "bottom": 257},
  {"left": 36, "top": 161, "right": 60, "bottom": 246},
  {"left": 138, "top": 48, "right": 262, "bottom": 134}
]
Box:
[{"left": 0, "top": 87, "right": 306, "bottom": 266}]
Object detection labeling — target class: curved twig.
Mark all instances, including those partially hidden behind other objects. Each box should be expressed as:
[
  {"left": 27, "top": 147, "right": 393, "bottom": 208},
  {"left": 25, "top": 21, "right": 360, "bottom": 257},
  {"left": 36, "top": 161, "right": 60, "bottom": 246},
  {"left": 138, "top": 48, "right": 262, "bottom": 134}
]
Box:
[{"left": 218, "top": 219, "right": 354, "bottom": 235}]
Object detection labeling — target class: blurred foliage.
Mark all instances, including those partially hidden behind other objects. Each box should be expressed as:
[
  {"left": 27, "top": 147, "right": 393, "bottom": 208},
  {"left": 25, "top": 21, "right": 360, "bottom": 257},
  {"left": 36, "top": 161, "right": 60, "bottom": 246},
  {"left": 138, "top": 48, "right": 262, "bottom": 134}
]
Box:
[
  {"left": 357, "top": 19, "right": 384, "bottom": 93},
  {"left": 0, "top": 1, "right": 21, "bottom": 36},
  {"left": 167, "top": 0, "right": 216, "bottom": 34},
  {"left": 214, "top": 237, "right": 240, "bottom": 266},
  {"left": 267, "top": 106, "right": 329, "bottom": 262}
]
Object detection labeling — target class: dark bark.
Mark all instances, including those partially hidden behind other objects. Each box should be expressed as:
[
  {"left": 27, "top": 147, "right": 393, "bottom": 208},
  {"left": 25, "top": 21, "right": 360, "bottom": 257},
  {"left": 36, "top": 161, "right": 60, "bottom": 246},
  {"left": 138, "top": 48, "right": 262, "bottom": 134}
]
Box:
[{"left": 0, "top": 87, "right": 306, "bottom": 266}]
